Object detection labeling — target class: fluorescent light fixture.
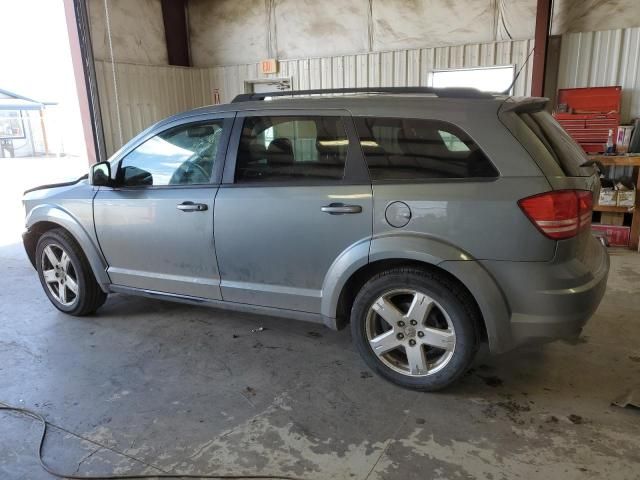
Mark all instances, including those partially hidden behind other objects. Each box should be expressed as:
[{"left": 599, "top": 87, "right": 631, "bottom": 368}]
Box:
[{"left": 318, "top": 139, "right": 349, "bottom": 146}]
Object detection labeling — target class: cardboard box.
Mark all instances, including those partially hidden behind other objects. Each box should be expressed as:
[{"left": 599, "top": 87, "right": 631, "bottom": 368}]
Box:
[
  {"left": 591, "top": 224, "right": 630, "bottom": 247},
  {"left": 601, "top": 212, "right": 625, "bottom": 226},
  {"left": 597, "top": 188, "right": 617, "bottom": 206},
  {"left": 616, "top": 126, "right": 635, "bottom": 153},
  {"left": 617, "top": 188, "right": 636, "bottom": 207}
]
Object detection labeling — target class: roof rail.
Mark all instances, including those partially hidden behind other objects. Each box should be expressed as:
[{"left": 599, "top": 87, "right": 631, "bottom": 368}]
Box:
[{"left": 231, "top": 86, "right": 494, "bottom": 103}]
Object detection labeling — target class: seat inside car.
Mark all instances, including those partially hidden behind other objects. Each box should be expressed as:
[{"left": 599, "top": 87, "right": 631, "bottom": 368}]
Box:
[
  {"left": 267, "top": 137, "right": 295, "bottom": 166},
  {"left": 393, "top": 119, "right": 468, "bottom": 177}
]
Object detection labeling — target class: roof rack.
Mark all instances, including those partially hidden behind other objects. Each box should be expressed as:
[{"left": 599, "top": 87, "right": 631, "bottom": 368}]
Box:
[{"left": 231, "top": 86, "right": 495, "bottom": 103}]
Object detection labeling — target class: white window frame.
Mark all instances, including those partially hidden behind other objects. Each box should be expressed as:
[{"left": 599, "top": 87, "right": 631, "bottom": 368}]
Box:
[
  {"left": 244, "top": 78, "right": 292, "bottom": 94},
  {"left": 428, "top": 65, "right": 516, "bottom": 94}
]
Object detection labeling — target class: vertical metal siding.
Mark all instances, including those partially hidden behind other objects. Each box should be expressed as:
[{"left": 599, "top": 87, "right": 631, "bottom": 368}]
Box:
[
  {"left": 204, "top": 39, "right": 535, "bottom": 104},
  {"left": 95, "top": 60, "right": 208, "bottom": 155},
  {"left": 558, "top": 27, "right": 640, "bottom": 123},
  {"left": 96, "top": 38, "right": 535, "bottom": 155},
  {"left": 94, "top": 29, "right": 640, "bottom": 159}
]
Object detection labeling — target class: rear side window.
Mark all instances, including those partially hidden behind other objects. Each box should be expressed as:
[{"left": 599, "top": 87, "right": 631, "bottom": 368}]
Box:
[
  {"left": 354, "top": 117, "right": 498, "bottom": 181},
  {"left": 235, "top": 116, "right": 348, "bottom": 183},
  {"left": 503, "top": 110, "right": 589, "bottom": 177}
]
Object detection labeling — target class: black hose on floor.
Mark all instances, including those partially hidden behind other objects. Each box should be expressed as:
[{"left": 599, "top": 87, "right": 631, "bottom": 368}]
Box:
[{"left": 1, "top": 405, "right": 302, "bottom": 480}]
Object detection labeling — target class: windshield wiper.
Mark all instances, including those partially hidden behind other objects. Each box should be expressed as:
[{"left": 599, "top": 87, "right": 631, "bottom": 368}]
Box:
[{"left": 580, "top": 159, "right": 604, "bottom": 173}]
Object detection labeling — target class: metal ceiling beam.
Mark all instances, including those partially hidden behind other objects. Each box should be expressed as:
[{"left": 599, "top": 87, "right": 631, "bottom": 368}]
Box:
[
  {"left": 531, "top": 0, "right": 553, "bottom": 97},
  {"left": 161, "top": 0, "right": 191, "bottom": 67}
]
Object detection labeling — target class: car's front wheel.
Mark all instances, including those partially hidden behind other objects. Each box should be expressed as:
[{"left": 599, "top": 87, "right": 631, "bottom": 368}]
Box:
[
  {"left": 35, "top": 228, "right": 107, "bottom": 316},
  {"left": 351, "top": 267, "right": 479, "bottom": 391}
]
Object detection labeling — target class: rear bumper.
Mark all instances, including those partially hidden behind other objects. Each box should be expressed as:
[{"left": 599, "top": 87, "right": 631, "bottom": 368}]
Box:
[
  {"left": 507, "top": 258, "right": 609, "bottom": 346},
  {"left": 481, "top": 236, "right": 609, "bottom": 350}
]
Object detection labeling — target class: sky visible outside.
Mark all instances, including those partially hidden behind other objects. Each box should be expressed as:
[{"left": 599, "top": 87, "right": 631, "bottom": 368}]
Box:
[{"left": 0, "top": 0, "right": 85, "bottom": 156}]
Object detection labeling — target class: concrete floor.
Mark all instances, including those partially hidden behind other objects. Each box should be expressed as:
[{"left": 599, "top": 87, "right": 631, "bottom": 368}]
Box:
[{"left": 1, "top": 158, "right": 639, "bottom": 479}]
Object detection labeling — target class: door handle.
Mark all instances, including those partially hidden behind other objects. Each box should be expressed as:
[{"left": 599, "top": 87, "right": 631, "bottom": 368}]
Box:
[
  {"left": 321, "top": 203, "right": 362, "bottom": 215},
  {"left": 177, "top": 201, "right": 208, "bottom": 212}
]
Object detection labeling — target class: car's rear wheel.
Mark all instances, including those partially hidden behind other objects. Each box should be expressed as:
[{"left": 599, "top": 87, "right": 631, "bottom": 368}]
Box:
[
  {"left": 351, "top": 267, "right": 479, "bottom": 391},
  {"left": 36, "top": 229, "right": 107, "bottom": 316}
]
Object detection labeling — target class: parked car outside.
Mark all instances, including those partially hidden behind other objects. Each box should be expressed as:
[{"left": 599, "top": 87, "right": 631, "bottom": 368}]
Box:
[{"left": 22, "top": 87, "right": 609, "bottom": 390}]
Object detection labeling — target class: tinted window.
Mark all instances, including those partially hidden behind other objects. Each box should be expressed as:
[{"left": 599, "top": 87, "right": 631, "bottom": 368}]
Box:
[
  {"left": 235, "top": 116, "right": 348, "bottom": 183},
  {"left": 118, "top": 120, "right": 225, "bottom": 186},
  {"left": 512, "top": 111, "right": 589, "bottom": 177},
  {"left": 354, "top": 117, "right": 498, "bottom": 181}
]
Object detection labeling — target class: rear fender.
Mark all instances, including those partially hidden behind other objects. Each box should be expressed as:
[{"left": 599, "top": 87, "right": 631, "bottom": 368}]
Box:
[
  {"left": 321, "top": 237, "right": 371, "bottom": 327},
  {"left": 321, "top": 232, "right": 512, "bottom": 352}
]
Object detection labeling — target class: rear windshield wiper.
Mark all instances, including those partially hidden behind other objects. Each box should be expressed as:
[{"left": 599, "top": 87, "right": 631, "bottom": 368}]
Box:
[{"left": 580, "top": 159, "right": 604, "bottom": 173}]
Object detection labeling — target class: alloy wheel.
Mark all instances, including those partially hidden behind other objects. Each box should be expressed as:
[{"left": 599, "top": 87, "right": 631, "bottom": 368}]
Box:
[
  {"left": 41, "top": 244, "right": 79, "bottom": 307},
  {"left": 365, "top": 289, "right": 456, "bottom": 376}
]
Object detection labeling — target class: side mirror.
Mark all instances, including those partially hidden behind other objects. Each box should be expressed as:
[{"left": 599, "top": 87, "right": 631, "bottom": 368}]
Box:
[{"left": 90, "top": 161, "right": 112, "bottom": 186}]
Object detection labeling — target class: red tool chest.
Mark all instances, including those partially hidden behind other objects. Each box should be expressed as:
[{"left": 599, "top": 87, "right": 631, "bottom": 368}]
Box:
[{"left": 553, "top": 86, "right": 622, "bottom": 153}]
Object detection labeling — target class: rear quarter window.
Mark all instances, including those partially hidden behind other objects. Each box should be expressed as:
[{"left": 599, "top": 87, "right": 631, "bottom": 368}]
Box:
[
  {"left": 500, "top": 109, "right": 591, "bottom": 177},
  {"left": 353, "top": 117, "right": 498, "bottom": 181}
]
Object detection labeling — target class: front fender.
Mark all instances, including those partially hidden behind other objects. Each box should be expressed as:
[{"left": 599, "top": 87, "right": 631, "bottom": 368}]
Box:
[{"left": 25, "top": 204, "right": 111, "bottom": 290}]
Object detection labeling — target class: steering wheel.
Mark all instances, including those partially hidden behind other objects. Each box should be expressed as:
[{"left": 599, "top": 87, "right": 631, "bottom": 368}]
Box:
[{"left": 170, "top": 161, "right": 210, "bottom": 184}]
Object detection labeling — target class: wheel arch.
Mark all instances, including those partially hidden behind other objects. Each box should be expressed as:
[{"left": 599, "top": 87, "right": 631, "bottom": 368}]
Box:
[
  {"left": 24, "top": 206, "right": 110, "bottom": 291},
  {"left": 322, "top": 234, "right": 513, "bottom": 353}
]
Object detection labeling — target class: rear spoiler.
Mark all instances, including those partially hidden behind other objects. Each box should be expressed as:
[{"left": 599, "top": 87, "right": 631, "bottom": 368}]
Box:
[{"left": 499, "top": 97, "right": 549, "bottom": 113}]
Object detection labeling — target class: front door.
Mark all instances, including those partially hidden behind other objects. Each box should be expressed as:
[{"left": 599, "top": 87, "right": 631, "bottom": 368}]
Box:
[
  {"left": 214, "top": 111, "right": 373, "bottom": 313},
  {"left": 94, "top": 116, "right": 232, "bottom": 299}
]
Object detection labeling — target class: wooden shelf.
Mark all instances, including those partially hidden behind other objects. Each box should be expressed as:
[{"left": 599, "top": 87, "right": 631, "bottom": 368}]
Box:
[
  {"left": 588, "top": 154, "right": 640, "bottom": 250},
  {"left": 588, "top": 154, "right": 640, "bottom": 167},
  {"left": 594, "top": 205, "right": 634, "bottom": 213}
]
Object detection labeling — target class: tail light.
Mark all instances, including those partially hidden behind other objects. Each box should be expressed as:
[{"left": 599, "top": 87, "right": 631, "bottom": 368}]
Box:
[{"left": 518, "top": 190, "right": 593, "bottom": 240}]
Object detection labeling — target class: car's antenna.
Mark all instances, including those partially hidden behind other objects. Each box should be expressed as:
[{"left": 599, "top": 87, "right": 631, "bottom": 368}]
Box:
[{"left": 503, "top": 46, "right": 535, "bottom": 96}]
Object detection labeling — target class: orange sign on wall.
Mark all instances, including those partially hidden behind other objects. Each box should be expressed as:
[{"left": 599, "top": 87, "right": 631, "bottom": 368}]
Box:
[{"left": 261, "top": 59, "right": 278, "bottom": 74}]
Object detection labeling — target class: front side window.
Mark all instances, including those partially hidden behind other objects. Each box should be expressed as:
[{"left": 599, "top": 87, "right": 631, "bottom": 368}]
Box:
[
  {"left": 235, "top": 116, "right": 348, "bottom": 183},
  {"left": 118, "top": 120, "right": 225, "bottom": 187},
  {"left": 354, "top": 117, "right": 498, "bottom": 181}
]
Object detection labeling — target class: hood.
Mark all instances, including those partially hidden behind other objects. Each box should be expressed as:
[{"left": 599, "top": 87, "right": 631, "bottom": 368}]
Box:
[{"left": 23, "top": 174, "right": 89, "bottom": 195}]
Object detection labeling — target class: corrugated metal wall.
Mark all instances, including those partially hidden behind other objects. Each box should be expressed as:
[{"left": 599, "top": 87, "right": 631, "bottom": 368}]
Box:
[
  {"left": 95, "top": 60, "right": 211, "bottom": 155},
  {"left": 201, "top": 39, "right": 535, "bottom": 104},
  {"left": 96, "top": 38, "right": 534, "bottom": 155},
  {"left": 558, "top": 27, "right": 640, "bottom": 122},
  {"left": 96, "top": 27, "right": 640, "bottom": 157}
]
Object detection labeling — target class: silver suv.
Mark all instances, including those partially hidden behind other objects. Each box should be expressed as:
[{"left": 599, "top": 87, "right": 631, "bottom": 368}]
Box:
[{"left": 22, "top": 87, "right": 609, "bottom": 391}]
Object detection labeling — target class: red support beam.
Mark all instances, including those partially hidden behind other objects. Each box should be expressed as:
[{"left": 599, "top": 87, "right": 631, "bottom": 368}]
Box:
[
  {"left": 62, "top": 0, "right": 105, "bottom": 164},
  {"left": 531, "top": 0, "right": 553, "bottom": 97},
  {"left": 161, "top": 0, "right": 191, "bottom": 67}
]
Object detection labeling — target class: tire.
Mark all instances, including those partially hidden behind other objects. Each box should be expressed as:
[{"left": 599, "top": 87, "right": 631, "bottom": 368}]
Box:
[
  {"left": 35, "top": 228, "right": 107, "bottom": 316},
  {"left": 350, "top": 267, "right": 479, "bottom": 391}
]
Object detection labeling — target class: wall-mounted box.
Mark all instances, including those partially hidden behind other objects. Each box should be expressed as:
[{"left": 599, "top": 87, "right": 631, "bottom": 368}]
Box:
[{"left": 261, "top": 59, "right": 278, "bottom": 74}]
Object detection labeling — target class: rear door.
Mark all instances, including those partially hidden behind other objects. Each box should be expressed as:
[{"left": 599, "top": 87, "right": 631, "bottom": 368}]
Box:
[{"left": 214, "top": 110, "right": 372, "bottom": 313}]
